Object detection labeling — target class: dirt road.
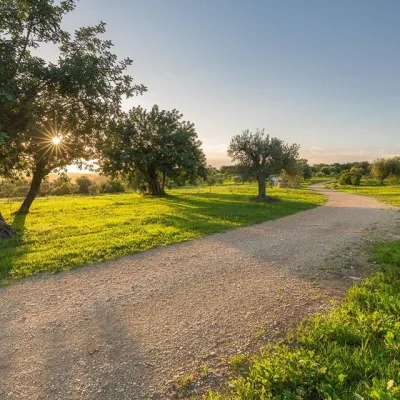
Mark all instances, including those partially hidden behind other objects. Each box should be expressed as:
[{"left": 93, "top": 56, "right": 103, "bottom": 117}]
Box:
[{"left": 0, "top": 185, "right": 398, "bottom": 399}]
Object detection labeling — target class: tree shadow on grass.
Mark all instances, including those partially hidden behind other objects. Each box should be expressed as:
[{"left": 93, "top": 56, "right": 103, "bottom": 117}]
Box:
[
  {"left": 159, "top": 193, "right": 322, "bottom": 236},
  {"left": 0, "top": 191, "right": 322, "bottom": 285},
  {"left": 0, "top": 213, "right": 29, "bottom": 284},
  {"left": 12, "top": 212, "right": 27, "bottom": 233}
]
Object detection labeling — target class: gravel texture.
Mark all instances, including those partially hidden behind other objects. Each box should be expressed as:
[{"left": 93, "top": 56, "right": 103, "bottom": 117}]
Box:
[{"left": 0, "top": 185, "right": 399, "bottom": 400}]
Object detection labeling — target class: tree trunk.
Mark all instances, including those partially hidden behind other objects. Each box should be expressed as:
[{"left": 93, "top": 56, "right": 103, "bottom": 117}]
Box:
[
  {"left": 161, "top": 172, "right": 166, "bottom": 191},
  {"left": 18, "top": 169, "right": 45, "bottom": 214},
  {"left": 256, "top": 177, "right": 267, "bottom": 200},
  {"left": 0, "top": 212, "right": 16, "bottom": 238},
  {"left": 146, "top": 168, "right": 165, "bottom": 196}
]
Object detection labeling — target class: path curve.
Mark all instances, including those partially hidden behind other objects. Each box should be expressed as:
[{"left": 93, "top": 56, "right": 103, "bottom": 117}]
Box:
[{"left": 0, "top": 185, "right": 399, "bottom": 399}]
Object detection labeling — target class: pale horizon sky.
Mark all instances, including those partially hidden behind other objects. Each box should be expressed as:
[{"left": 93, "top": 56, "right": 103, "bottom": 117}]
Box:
[{"left": 50, "top": 0, "right": 400, "bottom": 168}]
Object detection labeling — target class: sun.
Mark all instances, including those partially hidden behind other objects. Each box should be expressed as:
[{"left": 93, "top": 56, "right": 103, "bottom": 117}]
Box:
[{"left": 52, "top": 136, "right": 62, "bottom": 145}]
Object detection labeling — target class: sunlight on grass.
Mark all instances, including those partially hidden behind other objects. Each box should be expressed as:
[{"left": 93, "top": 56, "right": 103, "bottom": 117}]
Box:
[
  {"left": 206, "top": 240, "right": 400, "bottom": 400},
  {"left": 0, "top": 184, "right": 324, "bottom": 283},
  {"left": 338, "top": 185, "right": 400, "bottom": 207}
]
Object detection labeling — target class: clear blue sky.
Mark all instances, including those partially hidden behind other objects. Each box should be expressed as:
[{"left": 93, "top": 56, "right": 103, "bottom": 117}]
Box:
[{"left": 58, "top": 0, "right": 399, "bottom": 166}]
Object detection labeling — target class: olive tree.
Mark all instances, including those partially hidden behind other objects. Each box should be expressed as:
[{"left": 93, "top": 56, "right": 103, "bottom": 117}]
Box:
[
  {"left": 100, "top": 105, "right": 207, "bottom": 195},
  {"left": 371, "top": 157, "right": 400, "bottom": 185},
  {"left": 227, "top": 129, "right": 299, "bottom": 200},
  {"left": 0, "top": 0, "right": 145, "bottom": 216}
]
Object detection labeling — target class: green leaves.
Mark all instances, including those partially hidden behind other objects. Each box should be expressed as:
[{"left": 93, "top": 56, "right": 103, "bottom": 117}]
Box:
[
  {"left": 0, "top": 0, "right": 145, "bottom": 211},
  {"left": 227, "top": 129, "right": 300, "bottom": 198},
  {"left": 100, "top": 105, "right": 206, "bottom": 195}
]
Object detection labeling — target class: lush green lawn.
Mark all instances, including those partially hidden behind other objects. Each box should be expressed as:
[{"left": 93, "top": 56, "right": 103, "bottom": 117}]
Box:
[
  {"left": 206, "top": 240, "right": 400, "bottom": 400},
  {"left": 0, "top": 184, "right": 324, "bottom": 283},
  {"left": 335, "top": 184, "right": 400, "bottom": 207}
]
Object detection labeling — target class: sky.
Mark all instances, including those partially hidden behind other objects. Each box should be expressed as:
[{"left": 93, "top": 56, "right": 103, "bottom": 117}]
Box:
[{"left": 50, "top": 0, "right": 400, "bottom": 167}]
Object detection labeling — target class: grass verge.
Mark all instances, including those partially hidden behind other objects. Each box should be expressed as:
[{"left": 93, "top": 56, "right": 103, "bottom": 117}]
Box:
[
  {"left": 337, "top": 185, "right": 400, "bottom": 208},
  {"left": 205, "top": 240, "right": 400, "bottom": 400},
  {"left": 0, "top": 184, "right": 324, "bottom": 284}
]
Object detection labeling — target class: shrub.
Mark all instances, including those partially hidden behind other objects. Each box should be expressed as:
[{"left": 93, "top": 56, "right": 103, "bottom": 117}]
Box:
[
  {"left": 315, "top": 171, "right": 325, "bottom": 177},
  {"left": 350, "top": 173, "right": 361, "bottom": 186},
  {"left": 51, "top": 182, "right": 78, "bottom": 196},
  {"left": 39, "top": 178, "right": 52, "bottom": 197},
  {"left": 0, "top": 179, "right": 30, "bottom": 199},
  {"left": 88, "top": 183, "right": 100, "bottom": 197},
  {"left": 371, "top": 157, "right": 400, "bottom": 185},
  {"left": 0, "top": 180, "right": 16, "bottom": 200},
  {"left": 339, "top": 170, "right": 361, "bottom": 186},
  {"left": 76, "top": 175, "right": 95, "bottom": 194},
  {"left": 339, "top": 171, "right": 352, "bottom": 185},
  {"left": 320, "top": 166, "right": 331, "bottom": 175},
  {"left": 100, "top": 179, "right": 125, "bottom": 193}
]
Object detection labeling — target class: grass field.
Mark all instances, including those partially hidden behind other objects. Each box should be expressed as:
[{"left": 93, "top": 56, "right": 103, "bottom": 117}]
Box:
[
  {"left": 331, "top": 183, "right": 400, "bottom": 208},
  {"left": 206, "top": 239, "right": 400, "bottom": 400},
  {"left": 0, "top": 184, "right": 324, "bottom": 284}
]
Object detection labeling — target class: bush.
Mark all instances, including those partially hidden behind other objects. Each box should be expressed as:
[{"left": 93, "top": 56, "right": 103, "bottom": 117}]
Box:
[
  {"left": 339, "top": 171, "right": 352, "bottom": 185},
  {"left": 339, "top": 171, "right": 361, "bottom": 186},
  {"left": 371, "top": 157, "right": 400, "bottom": 185},
  {"left": 100, "top": 179, "right": 125, "bottom": 193},
  {"left": 39, "top": 178, "right": 52, "bottom": 197},
  {"left": 0, "top": 179, "right": 30, "bottom": 199},
  {"left": 320, "top": 166, "right": 331, "bottom": 175},
  {"left": 51, "top": 182, "right": 78, "bottom": 196},
  {"left": 88, "top": 183, "right": 100, "bottom": 197},
  {"left": 76, "top": 175, "right": 94, "bottom": 194},
  {"left": 315, "top": 171, "right": 325, "bottom": 177},
  {"left": 350, "top": 173, "right": 361, "bottom": 186},
  {"left": 0, "top": 180, "right": 16, "bottom": 200}
]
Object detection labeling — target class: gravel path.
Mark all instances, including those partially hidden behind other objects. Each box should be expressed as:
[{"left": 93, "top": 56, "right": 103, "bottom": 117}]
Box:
[{"left": 0, "top": 185, "right": 399, "bottom": 400}]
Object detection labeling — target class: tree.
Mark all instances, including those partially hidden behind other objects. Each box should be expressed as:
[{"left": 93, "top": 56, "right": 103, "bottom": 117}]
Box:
[
  {"left": 205, "top": 166, "right": 224, "bottom": 191},
  {"left": 88, "top": 182, "right": 100, "bottom": 197},
  {"left": 50, "top": 173, "right": 77, "bottom": 195},
  {"left": 280, "top": 159, "right": 307, "bottom": 188},
  {"left": 76, "top": 175, "right": 94, "bottom": 194},
  {"left": 320, "top": 166, "right": 331, "bottom": 175},
  {"left": 100, "top": 105, "right": 206, "bottom": 196},
  {"left": 0, "top": 213, "right": 17, "bottom": 238},
  {"left": 100, "top": 179, "right": 125, "bottom": 194},
  {"left": 297, "top": 158, "right": 312, "bottom": 180},
  {"left": 371, "top": 157, "right": 400, "bottom": 185},
  {"left": 0, "top": 0, "right": 145, "bottom": 216},
  {"left": 227, "top": 129, "right": 299, "bottom": 201}
]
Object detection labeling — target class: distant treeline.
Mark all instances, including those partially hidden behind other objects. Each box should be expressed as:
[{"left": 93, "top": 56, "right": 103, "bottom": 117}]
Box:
[
  {"left": 0, "top": 174, "right": 125, "bottom": 201},
  {"left": 1, "top": 157, "right": 399, "bottom": 201}
]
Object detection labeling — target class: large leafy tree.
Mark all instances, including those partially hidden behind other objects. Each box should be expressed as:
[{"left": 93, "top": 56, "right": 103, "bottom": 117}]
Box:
[
  {"left": 100, "top": 105, "right": 206, "bottom": 195},
  {"left": 227, "top": 129, "right": 299, "bottom": 200},
  {"left": 0, "top": 0, "right": 145, "bottom": 215}
]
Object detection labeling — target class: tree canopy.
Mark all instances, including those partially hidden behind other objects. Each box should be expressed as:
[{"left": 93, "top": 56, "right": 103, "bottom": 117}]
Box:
[
  {"left": 227, "top": 129, "right": 299, "bottom": 200},
  {"left": 0, "top": 0, "right": 146, "bottom": 214},
  {"left": 99, "top": 105, "right": 206, "bottom": 195}
]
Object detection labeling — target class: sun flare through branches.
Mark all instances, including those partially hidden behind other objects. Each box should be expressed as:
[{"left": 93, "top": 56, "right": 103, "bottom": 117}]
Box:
[{"left": 36, "top": 120, "right": 71, "bottom": 162}]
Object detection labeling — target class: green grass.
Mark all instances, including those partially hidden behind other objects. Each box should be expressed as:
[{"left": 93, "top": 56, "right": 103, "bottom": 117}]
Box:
[
  {"left": 205, "top": 240, "right": 400, "bottom": 400},
  {"left": 333, "top": 183, "right": 400, "bottom": 208},
  {"left": 0, "top": 184, "right": 324, "bottom": 284}
]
